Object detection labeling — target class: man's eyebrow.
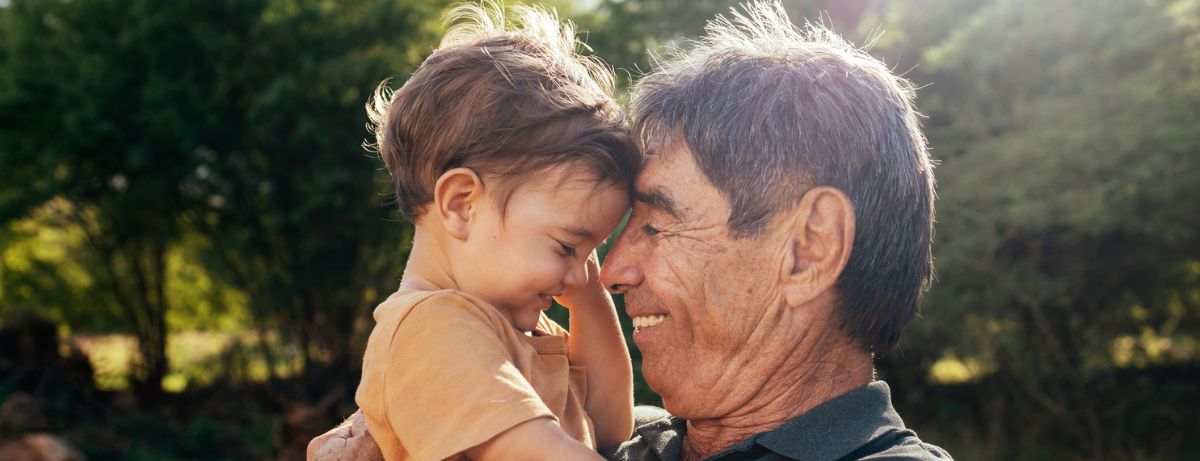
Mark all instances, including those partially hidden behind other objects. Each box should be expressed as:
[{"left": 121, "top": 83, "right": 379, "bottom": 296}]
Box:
[{"left": 634, "top": 187, "right": 683, "bottom": 219}]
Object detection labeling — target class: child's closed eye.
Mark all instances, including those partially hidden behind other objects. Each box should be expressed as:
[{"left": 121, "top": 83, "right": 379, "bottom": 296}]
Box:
[{"left": 558, "top": 241, "right": 578, "bottom": 257}]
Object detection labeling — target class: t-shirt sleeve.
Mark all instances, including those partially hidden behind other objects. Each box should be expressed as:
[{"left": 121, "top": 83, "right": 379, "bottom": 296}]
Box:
[{"left": 381, "top": 292, "right": 555, "bottom": 461}]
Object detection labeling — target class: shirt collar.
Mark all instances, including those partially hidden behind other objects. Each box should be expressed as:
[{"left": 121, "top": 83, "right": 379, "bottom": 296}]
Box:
[
  {"left": 635, "top": 381, "right": 906, "bottom": 461},
  {"left": 635, "top": 414, "right": 686, "bottom": 460},
  {"left": 746, "top": 381, "right": 907, "bottom": 461}
]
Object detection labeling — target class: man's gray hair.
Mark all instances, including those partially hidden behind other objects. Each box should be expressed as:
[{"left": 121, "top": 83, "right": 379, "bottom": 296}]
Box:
[{"left": 631, "top": 0, "right": 935, "bottom": 353}]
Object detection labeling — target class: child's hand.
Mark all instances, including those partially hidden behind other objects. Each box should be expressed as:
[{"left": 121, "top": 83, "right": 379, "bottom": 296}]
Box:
[{"left": 554, "top": 251, "right": 607, "bottom": 310}]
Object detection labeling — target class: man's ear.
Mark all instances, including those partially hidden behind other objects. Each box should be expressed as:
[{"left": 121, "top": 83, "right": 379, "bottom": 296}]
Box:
[
  {"left": 780, "top": 186, "right": 856, "bottom": 308},
  {"left": 433, "top": 167, "right": 484, "bottom": 240}
]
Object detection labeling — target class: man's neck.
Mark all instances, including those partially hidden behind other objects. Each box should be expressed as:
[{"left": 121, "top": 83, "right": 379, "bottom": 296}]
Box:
[{"left": 680, "top": 339, "right": 872, "bottom": 461}]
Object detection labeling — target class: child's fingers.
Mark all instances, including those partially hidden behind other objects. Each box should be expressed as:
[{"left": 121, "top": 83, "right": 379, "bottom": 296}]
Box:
[{"left": 586, "top": 251, "right": 601, "bottom": 282}]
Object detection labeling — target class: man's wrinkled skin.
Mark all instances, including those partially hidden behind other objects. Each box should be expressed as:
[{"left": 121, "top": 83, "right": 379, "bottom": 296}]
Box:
[
  {"left": 306, "top": 410, "right": 381, "bottom": 461},
  {"left": 599, "top": 142, "right": 872, "bottom": 460}
]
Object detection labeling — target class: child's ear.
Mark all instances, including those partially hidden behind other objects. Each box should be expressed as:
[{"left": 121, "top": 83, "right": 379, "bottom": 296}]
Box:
[{"left": 433, "top": 168, "right": 484, "bottom": 240}]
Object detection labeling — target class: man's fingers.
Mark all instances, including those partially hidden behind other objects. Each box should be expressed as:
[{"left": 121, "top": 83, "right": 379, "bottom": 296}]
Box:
[
  {"left": 348, "top": 409, "right": 370, "bottom": 436},
  {"left": 311, "top": 439, "right": 350, "bottom": 461},
  {"left": 307, "top": 424, "right": 351, "bottom": 461},
  {"left": 308, "top": 411, "right": 372, "bottom": 461}
]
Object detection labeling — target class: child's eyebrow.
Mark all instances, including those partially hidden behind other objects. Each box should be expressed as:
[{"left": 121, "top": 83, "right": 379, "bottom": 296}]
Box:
[{"left": 560, "top": 226, "right": 598, "bottom": 242}]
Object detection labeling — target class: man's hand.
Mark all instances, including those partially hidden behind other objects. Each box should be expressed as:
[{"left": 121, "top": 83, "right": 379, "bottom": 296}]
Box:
[{"left": 307, "top": 409, "right": 383, "bottom": 461}]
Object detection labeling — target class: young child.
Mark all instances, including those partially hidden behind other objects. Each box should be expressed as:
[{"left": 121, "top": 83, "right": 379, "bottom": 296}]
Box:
[{"left": 354, "top": 3, "right": 639, "bottom": 460}]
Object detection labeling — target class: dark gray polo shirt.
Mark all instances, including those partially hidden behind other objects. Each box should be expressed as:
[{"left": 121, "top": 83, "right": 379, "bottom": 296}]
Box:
[{"left": 603, "top": 381, "right": 951, "bottom": 461}]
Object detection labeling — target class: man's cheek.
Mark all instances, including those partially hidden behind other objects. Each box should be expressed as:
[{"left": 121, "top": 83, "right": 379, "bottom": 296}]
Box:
[{"left": 658, "top": 238, "right": 711, "bottom": 280}]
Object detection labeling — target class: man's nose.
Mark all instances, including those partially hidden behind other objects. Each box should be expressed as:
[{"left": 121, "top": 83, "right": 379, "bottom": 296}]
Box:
[{"left": 600, "top": 230, "right": 643, "bottom": 295}]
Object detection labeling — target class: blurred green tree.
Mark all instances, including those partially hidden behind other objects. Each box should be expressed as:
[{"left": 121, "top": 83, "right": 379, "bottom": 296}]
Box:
[
  {"left": 0, "top": 0, "right": 259, "bottom": 393},
  {"left": 870, "top": 0, "right": 1200, "bottom": 456},
  {"left": 0, "top": 0, "right": 447, "bottom": 394},
  {"left": 186, "top": 0, "right": 447, "bottom": 391},
  {"left": 576, "top": 0, "right": 864, "bottom": 92}
]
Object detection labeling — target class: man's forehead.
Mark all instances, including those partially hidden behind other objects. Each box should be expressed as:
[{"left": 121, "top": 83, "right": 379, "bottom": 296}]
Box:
[
  {"left": 633, "top": 143, "right": 707, "bottom": 220},
  {"left": 636, "top": 138, "right": 692, "bottom": 185}
]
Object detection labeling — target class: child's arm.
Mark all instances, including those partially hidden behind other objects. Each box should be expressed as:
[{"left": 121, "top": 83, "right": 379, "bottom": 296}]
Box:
[
  {"left": 367, "top": 291, "right": 606, "bottom": 461},
  {"left": 464, "top": 417, "right": 604, "bottom": 460},
  {"left": 556, "top": 253, "right": 635, "bottom": 449}
]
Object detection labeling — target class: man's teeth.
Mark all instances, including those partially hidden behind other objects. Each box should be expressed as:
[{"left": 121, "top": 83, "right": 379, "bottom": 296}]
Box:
[{"left": 632, "top": 315, "right": 667, "bottom": 329}]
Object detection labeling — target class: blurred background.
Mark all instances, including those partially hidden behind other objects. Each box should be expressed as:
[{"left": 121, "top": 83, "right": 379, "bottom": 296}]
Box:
[{"left": 0, "top": 0, "right": 1197, "bottom": 459}]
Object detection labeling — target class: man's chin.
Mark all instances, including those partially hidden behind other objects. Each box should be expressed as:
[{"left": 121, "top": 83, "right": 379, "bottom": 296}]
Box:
[
  {"left": 639, "top": 356, "right": 672, "bottom": 402},
  {"left": 641, "top": 358, "right": 717, "bottom": 420}
]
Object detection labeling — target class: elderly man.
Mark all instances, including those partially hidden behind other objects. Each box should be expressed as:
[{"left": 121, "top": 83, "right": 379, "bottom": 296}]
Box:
[
  {"left": 311, "top": 1, "right": 950, "bottom": 460},
  {"left": 595, "top": 2, "right": 947, "bottom": 458}
]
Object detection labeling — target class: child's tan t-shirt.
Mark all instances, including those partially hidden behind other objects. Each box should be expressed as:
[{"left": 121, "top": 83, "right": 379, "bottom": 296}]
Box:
[{"left": 355, "top": 288, "right": 594, "bottom": 461}]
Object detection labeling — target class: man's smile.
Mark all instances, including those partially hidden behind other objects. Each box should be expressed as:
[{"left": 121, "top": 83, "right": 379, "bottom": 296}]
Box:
[{"left": 631, "top": 314, "right": 667, "bottom": 331}]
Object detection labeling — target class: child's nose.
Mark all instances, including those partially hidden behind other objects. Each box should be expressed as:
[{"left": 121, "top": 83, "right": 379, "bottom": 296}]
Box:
[{"left": 563, "top": 261, "right": 587, "bottom": 286}]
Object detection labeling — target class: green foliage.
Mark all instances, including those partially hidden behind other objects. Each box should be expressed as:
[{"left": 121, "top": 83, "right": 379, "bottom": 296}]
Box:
[
  {"left": 0, "top": 201, "right": 123, "bottom": 331},
  {"left": 181, "top": 0, "right": 446, "bottom": 389},
  {"left": 0, "top": 0, "right": 267, "bottom": 388},
  {"left": 869, "top": 0, "right": 1200, "bottom": 456},
  {"left": 2, "top": 0, "right": 1199, "bottom": 458},
  {"left": 0, "top": 0, "right": 447, "bottom": 392}
]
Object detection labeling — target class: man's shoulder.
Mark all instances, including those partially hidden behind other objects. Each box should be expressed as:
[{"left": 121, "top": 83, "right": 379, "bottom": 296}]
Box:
[
  {"left": 842, "top": 428, "right": 952, "bottom": 461},
  {"left": 603, "top": 434, "right": 660, "bottom": 461},
  {"left": 604, "top": 423, "right": 952, "bottom": 461},
  {"left": 601, "top": 394, "right": 954, "bottom": 461}
]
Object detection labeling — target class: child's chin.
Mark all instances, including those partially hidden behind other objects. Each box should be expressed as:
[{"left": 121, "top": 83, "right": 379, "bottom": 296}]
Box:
[{"left": 516, "top": 315, "right": 540, "bottom": 333}]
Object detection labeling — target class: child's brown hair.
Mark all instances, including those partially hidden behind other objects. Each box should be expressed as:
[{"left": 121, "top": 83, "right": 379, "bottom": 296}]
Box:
[{"left": 367, "top": 2, "right": 639, "bottom": 222}]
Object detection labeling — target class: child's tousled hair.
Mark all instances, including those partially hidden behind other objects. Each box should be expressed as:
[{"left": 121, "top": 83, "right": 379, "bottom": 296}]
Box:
[{"left": 367, "top": 1, "right": 640, "bottom": 222}]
